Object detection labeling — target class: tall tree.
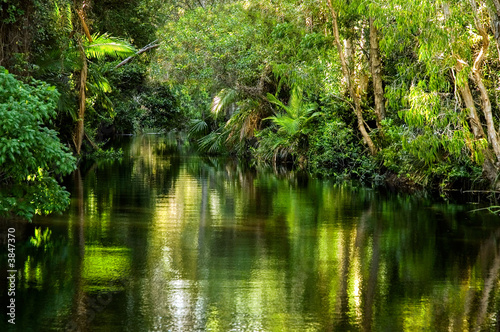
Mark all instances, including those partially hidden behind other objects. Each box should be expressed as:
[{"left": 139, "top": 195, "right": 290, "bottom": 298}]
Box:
[
  {"left": 469, "top": 0, "right": 500, "bottom": 161},
  {"left": 369, "top": 16, "right": 385, "bottom": 131},
  {"left": 326, "top": 0, "right": 377, "bottom": 155}
]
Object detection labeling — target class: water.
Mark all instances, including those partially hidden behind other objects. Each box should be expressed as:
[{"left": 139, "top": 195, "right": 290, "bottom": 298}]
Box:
[{"left": 1, "top": 135, "right": 500, "bottom": 331}]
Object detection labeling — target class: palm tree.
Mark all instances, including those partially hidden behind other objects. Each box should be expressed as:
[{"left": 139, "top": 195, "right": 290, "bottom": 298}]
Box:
[
  {"left": 256, "top": 86, "right": 320, "bottom": 164},
  {"left": 73, "top": 32, "right": 135, "bottom": 154},
  {"left": 190, "top": 88, "right": 267, "bottom": 155},
  {"left": 38, "top": 4, "right": 135, "bottom": 154}
]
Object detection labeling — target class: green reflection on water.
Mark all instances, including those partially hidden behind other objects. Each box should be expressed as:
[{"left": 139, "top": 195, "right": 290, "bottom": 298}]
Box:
[
  {"left": 82, "top": 246, "right": 131, "bottom": 292},
  {"left": 1, "top": 134, "right": 499, "bottom": 332}
]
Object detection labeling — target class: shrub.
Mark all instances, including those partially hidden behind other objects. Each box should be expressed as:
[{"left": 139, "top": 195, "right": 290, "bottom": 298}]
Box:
[
  {"left": 0, "top": 67, "right": 76, "bottom": 220},
  {"left": 308, "top": 120, "right": 379, "bottom": 184}
]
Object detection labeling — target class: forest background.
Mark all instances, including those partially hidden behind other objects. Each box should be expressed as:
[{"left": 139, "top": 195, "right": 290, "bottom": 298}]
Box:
[{"left": 2, "top": 0, "right": 500, "bottom": 220}]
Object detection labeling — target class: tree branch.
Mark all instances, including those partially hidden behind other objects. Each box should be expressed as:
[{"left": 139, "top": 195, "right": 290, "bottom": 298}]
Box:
[{"left": 114, "top": 40, "right": 160, "bottom": 68}]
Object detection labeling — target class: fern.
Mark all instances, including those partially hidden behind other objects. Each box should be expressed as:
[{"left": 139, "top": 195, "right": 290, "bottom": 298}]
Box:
[
  {"left": 265, "top": 86, "right": 319, "bottom": 137},
  {"left": 254, "top": 86, "right": 320, "bottom": 165}
]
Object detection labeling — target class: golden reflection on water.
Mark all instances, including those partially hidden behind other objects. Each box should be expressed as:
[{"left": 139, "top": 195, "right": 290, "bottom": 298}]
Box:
[{"left": 10, "top": 135, "right": 500, "bottom": 332}]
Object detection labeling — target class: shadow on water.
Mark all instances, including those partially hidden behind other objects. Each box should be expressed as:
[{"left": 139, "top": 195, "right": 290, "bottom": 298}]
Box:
[{"left": 0, "top": 134, "right": 499, "bottom": 331}]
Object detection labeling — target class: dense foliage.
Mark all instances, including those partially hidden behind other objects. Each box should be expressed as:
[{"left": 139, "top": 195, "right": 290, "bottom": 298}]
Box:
[
  {"left": 0, "top": 68, "right": 76, "bottom": 219},
  {"left": 151, "top": 0, "right": 497, "bottom": 192},
  {"left": 3, "top": 0, "right": 500, "bottom": 219}
]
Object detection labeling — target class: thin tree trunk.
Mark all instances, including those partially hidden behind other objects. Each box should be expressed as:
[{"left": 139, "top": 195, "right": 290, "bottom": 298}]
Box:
[
  {"left": 458, "top": 75, "right": 500, "bottom": 187},
  {"left": 73, "top": 4, "right": 92, "bottom": 155},
  {"left": 471, "top": 0, "right": 500, "bottom": 162},
  {"left": 473, "top": 72, "right": 500, "bottom": 160},
  {"left": 472, "top": 33, "right": 500, "bottom": 161},
  {"left": 456, "top": 71, "right": 485, "bottom": 139},
  {"left": 369, "top": 17, "right": 385, "bottom": 131},
  {"left": 76, "top": 9, "right": 92, "bottom": 43},
  {"left": 487, "top": 0, "right": 500, "bottom": 62},
  {"left": 84, "top": 130, "right": 99, "bottom": 150},
  {"left": 326, "top": 0, "right": 377, "bottom": 155},
  {"left": 354, "top": 88, "right": 377, "bottom": 155},
  {"left": 74, "top": 45, "right": 87, "bottom": 155}
]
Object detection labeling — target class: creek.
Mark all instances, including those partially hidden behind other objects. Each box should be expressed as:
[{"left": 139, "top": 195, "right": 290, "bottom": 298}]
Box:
[{"left": 1, "top": 134, "right": 499, "bottom": 331}]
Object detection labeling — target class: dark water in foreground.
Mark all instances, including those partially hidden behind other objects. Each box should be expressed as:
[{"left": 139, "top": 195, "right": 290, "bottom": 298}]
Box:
[{"left": 1, "top": 135, "right": 500, "bottom": 331}]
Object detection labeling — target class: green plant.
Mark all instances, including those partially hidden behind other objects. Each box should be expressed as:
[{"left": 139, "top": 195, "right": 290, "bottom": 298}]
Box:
[
  {"left": 254, "top": 86, "right": 319, "bottom": 165},
  {"left": 0, "top": 67, "right": 76, "bottom": 220},
  {"left": 189, "top": 87, "right": 264, "bottom": 156},
  {"left": 137, "top": 84, "right": 185, "bottom": 131},
  {"left": 87, "top": 147, "right": 124, "bottom": 162},
  {"left": 308, "top": 119, "right": 381, "bottom": 185},
  {"left": 379, "top": 119, "right": 482, "bottom": 190}
]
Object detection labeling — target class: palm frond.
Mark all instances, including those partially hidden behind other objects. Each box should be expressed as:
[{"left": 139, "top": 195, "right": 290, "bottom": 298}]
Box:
[
  {"left": 266, "top": 93, "right": 288, "bottom": 114},
  {"left": 85, "top": 65, "right": 115, "bottom": 115},
  {"left": 37, "top": 48, "right": 82, "bottom": 74},
  {"left": 198, "top": 130, "right": 227, "bottom": 154},
  {"left": 302, "top": 111, "right": 321, "bottom": 126},
  {"left": 53, "top": 2, "right": 60, "bottom": 19},
  {"left": 52, "top": 2, "right": 73, "bottom": 33},
  {"left": 87, "top": 67, "right": 112, "bottom": 93},
  {"left": 84, "top": 33, "right": 135, "bottom": 60},
  {"left": 265, "top": 85, "right": 318, "bottom": 137},
  {"left": 256, "top": 85, "right": 321, "bottom": 164},
  {"left": 254, "top": 129, "right": 294, "bottom": 164},
  {"left": 64, "top": 3, "right": 73, "bottom": 32},
  {"left": 265, "top": 114, "right": 300, "bottom": 136},
  {"left": 188, "top": 119, "right": 209, "bottom": 137},
  {"left": 224, "top": 99, "right": 261, "bottom": 142},
  {"left": 210, "top": 88, "right": 238, "bottom": 118}
]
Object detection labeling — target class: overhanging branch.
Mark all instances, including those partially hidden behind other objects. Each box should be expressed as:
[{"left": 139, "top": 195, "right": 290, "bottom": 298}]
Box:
[{"left": 115, "top": 40, "right": 159, "bottom": 68}]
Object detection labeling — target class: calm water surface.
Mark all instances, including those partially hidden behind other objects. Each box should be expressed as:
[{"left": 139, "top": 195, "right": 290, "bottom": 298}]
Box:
[{"left": 1, "top": 135, "right": 500, "bottom": 331}]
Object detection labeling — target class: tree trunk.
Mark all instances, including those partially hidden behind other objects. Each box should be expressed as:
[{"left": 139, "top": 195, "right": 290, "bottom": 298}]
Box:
[
  {"left": 74, "top": 45, "right": 87, "bottom": 155},
  {"left": 487, "top": 0, "right": 500, "bottom": 62},
  {"left": 455, "top": 69, "right": 499, "bottom": 188},
  {"left": 354, "top": 91, "right": 377, "bottom": 155},
  {"left": 471, "top": 22, "right": 500, "bottom": 162},
  {"left": 76, "top": 9, "right": 93, "bottom": 43},
  {"left": 326, "top": 0, "right": 377, "bottom": 155},
  {"left": 454, "top": 2, "right": 500, "bottom": 188},
  {"left": 115, "top": 40, "right": 159, "bottom": 68},
  {"left": 73, "top": 3, "right": 92, "bottom": 155},
  {"left": 455, "top": 68, "right": 485, "bottom": 139},
  {"left": 369, "top": 17, "right": 385, "bottom": 131},
  {"left": 472, "top": 71, "right": 500, "bottom": 160}
]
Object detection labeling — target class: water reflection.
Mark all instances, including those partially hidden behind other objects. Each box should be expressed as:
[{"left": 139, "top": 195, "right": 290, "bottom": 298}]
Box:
[{"left": 1, "top": 135, "right": 499, "bottom": 331}]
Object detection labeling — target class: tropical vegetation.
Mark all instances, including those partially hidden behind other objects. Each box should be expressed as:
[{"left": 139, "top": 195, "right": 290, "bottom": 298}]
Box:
[{"left": 3, "top": 0, "right": 500, "bottom": 219}]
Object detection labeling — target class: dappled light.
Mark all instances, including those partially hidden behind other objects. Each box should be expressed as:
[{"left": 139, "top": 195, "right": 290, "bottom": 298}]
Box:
[
  {"left": 2, "top": 136, "right": 499, "bottom": 331},
  {"left": 2, "top": 0, "right": 500, "bottom": 330}
]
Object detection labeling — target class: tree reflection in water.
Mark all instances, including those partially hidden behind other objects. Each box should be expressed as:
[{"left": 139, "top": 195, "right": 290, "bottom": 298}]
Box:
[{"left": 2, "top": 135, "right": 499, "bottom": 331}]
